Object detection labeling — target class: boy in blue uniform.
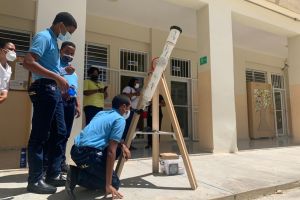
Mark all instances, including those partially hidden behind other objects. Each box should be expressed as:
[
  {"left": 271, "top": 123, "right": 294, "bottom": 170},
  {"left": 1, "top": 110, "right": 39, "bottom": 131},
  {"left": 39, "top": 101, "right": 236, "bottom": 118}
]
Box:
[
  {"left": 59, "top": 41, "right": 81, "bottom": 173},
  {"left": 23, "top": 12, "right": 77, "bottom": 194},
  {"left": 66, "top": 95, "right": 131, "bottom": 199},
  {"left": 44, "top": 41, "right": 80, "bottom": 174}
]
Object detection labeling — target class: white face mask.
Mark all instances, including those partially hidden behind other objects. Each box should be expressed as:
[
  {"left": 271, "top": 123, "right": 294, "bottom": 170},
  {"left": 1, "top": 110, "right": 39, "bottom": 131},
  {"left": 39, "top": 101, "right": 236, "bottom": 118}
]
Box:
[
  {"left": 58, "top": 31, "right": 71, "bottom": 42},
  {"left": 6, "top": 50, "right": 17, "bottom": 62},
  {"left": 134, "top": 83, "right": 140, "bottom": 89},
  {"left": 123, "top": 110, "right": 131, "bottom": 120}
]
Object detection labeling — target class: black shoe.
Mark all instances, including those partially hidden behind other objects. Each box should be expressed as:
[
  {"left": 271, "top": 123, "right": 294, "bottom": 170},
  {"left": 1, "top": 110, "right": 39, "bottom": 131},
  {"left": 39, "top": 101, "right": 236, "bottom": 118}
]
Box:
[
  {"left": 65, "top": 165, "right": 79, "bottom": 200},
  {"left": 61, "top": 163, "right": 70, "bottom": 174},
  {"left": 27, "top": 179, "right": 57, "bottom": 194},
  {"left": 45, "top": 173, "right": 66, "bottom": 187},
  {"left": 129, "top": 146, "right": 137, "bottom": 150}
]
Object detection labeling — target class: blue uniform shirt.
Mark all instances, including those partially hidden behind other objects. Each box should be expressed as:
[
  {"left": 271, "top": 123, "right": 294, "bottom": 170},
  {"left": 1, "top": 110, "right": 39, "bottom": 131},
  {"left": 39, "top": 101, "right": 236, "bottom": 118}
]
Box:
[
  {"left": 74, "top": 109, "right": 125, "bottom": 150},
  {"left": 61, "top": 60, "right": 78, "bottom": 96},
  {"left": 29, "top": 28, "right": 60, "bottom": 81}
]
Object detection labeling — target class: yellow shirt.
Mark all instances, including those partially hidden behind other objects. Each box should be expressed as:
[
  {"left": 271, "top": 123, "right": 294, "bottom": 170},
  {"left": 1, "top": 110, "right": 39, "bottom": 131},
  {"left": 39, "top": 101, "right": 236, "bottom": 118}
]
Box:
[{"left": 83, "top": 79, "right": 105, "bottom": 108}]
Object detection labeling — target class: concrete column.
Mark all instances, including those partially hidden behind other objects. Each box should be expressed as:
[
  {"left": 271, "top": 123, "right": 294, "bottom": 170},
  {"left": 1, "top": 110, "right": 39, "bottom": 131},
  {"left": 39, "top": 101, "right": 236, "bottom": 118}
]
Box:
[
  {"left": 35, "top": 0, "right": 86, "bottom": 162},
  {"left": 197, "top": 1, "right": 237, "bottom": 153},
  {"left": 288, "top": 35, "right": 300, "bottom": 141}
]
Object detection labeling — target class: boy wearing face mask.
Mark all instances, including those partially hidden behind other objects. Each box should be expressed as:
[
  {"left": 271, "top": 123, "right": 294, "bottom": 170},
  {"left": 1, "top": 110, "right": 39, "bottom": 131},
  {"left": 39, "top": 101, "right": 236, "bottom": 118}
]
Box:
[
  {"left": 83, "top": 67, "right": 108, "bottom": 125},
  {"left": 66, "top": 95, "right": 131, "bottom": 200},
  {"left": 0, "top": 40, "right": 16, "bottom": 104},
  {"left": 23, "top": 12, "right": 77, "bottom": 194},
  {"left": 43, "top": 41, "right": 81, "bottom": 174},
  {"left": 60, "top": 41, "right": 81, "bottom": 173}
]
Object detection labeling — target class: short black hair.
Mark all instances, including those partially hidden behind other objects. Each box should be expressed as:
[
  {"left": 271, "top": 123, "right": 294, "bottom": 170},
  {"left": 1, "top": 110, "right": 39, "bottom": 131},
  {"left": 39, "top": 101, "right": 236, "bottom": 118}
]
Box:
[
  {"left": 87, "top": 67, "right": 99, "bottom": 76},
  {"left": 128, "top": 77, "right": 138, "bottom": 88},
  {"left": 53, "top": 12, "right": 77, "bottom": 29},
  {"left": 0, "top": 39, "right": 10, "bottom": 49},
  {"left": 112, "top": 95, "right": 131, "bottom": 110},
  {"left": 61, "top": 41, "right": 76, "bottom": 50}
]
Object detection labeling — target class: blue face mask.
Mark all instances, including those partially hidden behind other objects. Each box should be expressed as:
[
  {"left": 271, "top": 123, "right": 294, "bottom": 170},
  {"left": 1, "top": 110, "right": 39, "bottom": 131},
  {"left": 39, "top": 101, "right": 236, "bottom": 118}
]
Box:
[
  {"left": 58, "top": 24, "right": 71, "bottom": 42},
  {"left": 61, "top": 54, "right": 73, "bottom": 63},
  {"left": 58, "top": 31, "right": 71, "bottom": 42}
]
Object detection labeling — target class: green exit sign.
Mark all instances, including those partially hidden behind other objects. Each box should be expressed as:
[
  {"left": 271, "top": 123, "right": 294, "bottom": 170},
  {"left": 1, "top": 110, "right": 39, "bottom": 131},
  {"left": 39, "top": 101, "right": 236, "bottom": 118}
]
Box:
[{"left": 200, "top": 56, "right": 208, "bottom": 65}]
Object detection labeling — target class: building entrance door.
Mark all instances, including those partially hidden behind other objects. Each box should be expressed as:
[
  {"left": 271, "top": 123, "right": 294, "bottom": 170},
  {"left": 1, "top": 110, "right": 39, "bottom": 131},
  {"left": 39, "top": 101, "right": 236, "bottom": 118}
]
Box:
[
  {"left": 271, "top": 74, "right": 288, "bottom": 136},
  {"left": 273, "top": 89, "right": 288, "bottom": 136},
  {"left": 171, "top": 81, "right": 190, "bottom": 138}
]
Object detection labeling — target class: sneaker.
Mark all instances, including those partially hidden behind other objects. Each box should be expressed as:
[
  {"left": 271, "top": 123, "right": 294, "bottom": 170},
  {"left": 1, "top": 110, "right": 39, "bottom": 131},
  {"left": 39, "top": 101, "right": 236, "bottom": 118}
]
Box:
[
  {"left": 65, "top": 165, "right": 79, "bottom": 200},
  {"left": 27, "top": 179, "right": 57, "bottom": 194},
  {"left": 45, "top": 173, "right": 66, "bottom": 187}
]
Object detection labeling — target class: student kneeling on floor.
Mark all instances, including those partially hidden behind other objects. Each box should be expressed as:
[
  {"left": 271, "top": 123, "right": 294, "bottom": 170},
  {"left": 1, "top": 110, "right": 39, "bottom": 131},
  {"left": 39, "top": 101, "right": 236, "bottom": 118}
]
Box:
[{"left": 66, "top": 94, "right": 131, "bottom": 199}]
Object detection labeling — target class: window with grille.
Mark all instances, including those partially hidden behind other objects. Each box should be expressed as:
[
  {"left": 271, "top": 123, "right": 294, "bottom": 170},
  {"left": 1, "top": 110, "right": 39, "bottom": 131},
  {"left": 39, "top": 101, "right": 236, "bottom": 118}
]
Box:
[
  {"left": 0, "top": 28, "right": 31, "bottom": 56},
  {"left": 84, "top": 43, "right": 109, "bottom": 82},
  {"left": 271, "top": 74, "right": 284, "bottom": 89},
  {"left": 120, "top": 49, "right": 147, "bottom": 72},
  {"left": 246, "top": 69, "right": 267, "bottom": 83},
  {"left": 171, "top": 58, "right": 191, "bottom": 78}
]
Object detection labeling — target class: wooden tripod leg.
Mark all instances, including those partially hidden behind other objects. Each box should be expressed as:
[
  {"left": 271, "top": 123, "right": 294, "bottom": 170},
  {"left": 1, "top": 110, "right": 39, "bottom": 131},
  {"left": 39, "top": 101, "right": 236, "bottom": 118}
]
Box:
[
  {"left": 160, "top": 75, "right": 198, "bottom": 190},
  {"left": 116, "top": 112, "right": 140, "bottom": 177},
  {"left": 152, "top": 89, "right": 160, "bottom": 173}
]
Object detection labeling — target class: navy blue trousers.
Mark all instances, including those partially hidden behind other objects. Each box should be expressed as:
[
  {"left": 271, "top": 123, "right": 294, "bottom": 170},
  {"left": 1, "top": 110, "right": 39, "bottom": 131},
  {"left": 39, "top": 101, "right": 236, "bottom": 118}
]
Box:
[
  {"left": 61, "top": 98, "right": 76, "bottom": 164},
  {"left": 27, "top": 79, "right": 67, "bottom": 183},
  {"left": 71, "top": 145, "right": 121, "bottom": 190}
]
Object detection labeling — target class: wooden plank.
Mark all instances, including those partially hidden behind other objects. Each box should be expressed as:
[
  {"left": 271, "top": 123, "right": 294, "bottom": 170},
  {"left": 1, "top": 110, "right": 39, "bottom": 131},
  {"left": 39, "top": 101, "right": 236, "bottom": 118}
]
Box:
[
  {"left": 160, "top": 75, "right": 198, "bottom": 190},
  {"left": 152, "top": 89, "right": 160, "bottom": 173}
]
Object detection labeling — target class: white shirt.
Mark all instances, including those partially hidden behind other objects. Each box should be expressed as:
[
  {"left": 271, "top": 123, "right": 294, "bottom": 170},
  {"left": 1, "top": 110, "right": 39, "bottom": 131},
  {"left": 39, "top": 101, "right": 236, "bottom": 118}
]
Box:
[
  {"left": 0, "top": 63, "right": 12, "bottom": 91},
  {"left": 122, "top": 86, "right": 139, "bottom": 109}
]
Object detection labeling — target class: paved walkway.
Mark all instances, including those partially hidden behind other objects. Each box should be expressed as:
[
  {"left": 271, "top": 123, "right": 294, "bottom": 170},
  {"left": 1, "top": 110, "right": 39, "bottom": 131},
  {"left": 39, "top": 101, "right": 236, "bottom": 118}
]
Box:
[{"left": 1, "top": 146, "right": 300, "bottom": 200}]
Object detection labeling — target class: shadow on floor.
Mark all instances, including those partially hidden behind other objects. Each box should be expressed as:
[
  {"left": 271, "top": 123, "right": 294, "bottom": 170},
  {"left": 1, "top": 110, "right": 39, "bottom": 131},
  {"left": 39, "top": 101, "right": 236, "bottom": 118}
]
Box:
[
  {"left": 0, "top": 173, "right": 27, "bottom": 183},
  {"left": 0, "top": 187, "right": 27, "bottom": 199},
  {"left": 48, "top": 172, "right": 191, "bottom": 200},
  {"left": 120, "top": 172, "right": 191, "bottom": 190}
]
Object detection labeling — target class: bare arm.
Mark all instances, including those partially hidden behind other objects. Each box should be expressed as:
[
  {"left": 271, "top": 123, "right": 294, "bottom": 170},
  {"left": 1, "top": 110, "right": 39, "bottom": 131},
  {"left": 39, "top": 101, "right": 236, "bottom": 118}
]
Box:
[
  {"left": 0, "top": 90, "right": 8, "bottom": 104},
  {"left": 75, "top": 96, "right": 81, "bottom": 118},
  {"left": 83, "top": 89, "right": 101, "bottom": 96},
  {"left": 84, "top": 86, "right": 107, "bottom": 96},
  {"left": 105, "top": 140, "right": 123, "bottom": 199},
  {"left": 23, "top": 52, "right": 69, "bottom": 92}
]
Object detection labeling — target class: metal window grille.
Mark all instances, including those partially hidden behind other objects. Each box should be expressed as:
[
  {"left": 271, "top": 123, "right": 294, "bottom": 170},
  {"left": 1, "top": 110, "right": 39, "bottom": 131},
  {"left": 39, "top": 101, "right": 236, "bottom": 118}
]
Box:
[
  {"left": 271, "top": 74, "right": 284, "bottom": 89},
  {"left": 171, "top": 58, "right": 191, "bottom": 78},
  {"left": 246, "top": 69, "right": 267, "bottom": 83},
  {"left": 0, "top": 28, "right": 31, "bottom": 56},
  {"left": 120, "top": 49, "right": 147, "bottom": 72},
  {"left": 84, "top": 43, "right": 109, "bottom": 82}
]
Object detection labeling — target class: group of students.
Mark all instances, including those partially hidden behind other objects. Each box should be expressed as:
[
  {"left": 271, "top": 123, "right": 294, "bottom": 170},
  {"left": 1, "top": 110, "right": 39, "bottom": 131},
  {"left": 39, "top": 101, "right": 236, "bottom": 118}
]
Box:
[{"left": 0, "top": 11, "right": 165, "bottom": 200}]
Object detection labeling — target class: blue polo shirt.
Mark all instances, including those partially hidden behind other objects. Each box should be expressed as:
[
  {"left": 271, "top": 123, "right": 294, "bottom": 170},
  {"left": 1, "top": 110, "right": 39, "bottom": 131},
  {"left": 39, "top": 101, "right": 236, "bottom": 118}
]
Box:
[
  {"left": 29, "top": 28, "right": 60, "bottom": 81},
  {"left": 74, "top": 109, "right": 125, "bottom": 150},
  {"left": 61, "top": 60, "right": 78, "bottom": 96}
]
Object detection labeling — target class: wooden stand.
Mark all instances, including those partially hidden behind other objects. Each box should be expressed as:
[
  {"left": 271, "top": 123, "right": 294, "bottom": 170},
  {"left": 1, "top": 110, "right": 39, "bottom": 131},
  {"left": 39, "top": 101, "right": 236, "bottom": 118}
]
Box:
[{"left": 115, "top": 74, "right": 198, "bottom": 190}]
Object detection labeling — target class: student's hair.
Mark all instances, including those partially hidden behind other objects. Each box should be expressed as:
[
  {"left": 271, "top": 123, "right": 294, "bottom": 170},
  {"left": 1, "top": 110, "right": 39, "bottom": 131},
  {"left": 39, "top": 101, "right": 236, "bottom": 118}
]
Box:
[
  {"left": 53, "top": 12, "right": 77, "bottom": 29},
  {"left": 61, "top": 41, "right": 76, "bottom": 50},
  {"left": 112, "top": 95, "right": 131, "bottom": 109},
  {"left": 87, "top": 67, "right": 99, "bottom": 76},
  {"left": 0, "top": 39, "right": 10, "bottom": 49},
  {"left": 128, "top": 77, "right": 138, "bottom": 88}
]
